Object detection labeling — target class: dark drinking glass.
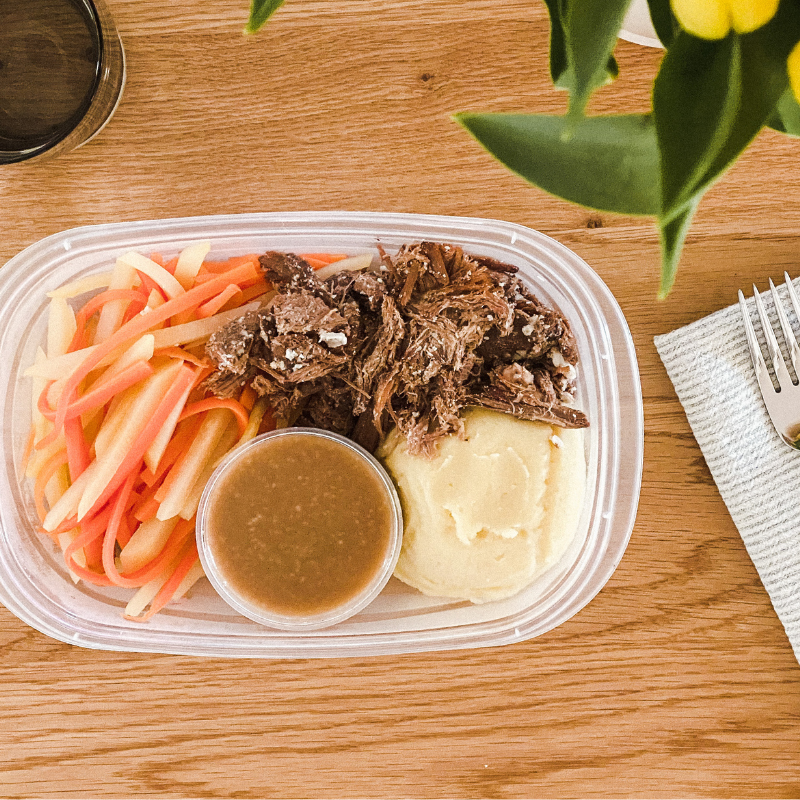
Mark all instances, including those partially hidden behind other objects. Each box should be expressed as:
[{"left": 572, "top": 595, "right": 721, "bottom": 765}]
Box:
[{"left": 0, "top": 0, "right": 124, "bottom": 164}]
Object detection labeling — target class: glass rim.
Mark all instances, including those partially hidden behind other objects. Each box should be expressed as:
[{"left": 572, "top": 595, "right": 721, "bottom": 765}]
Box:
[{"left": 0, "top": 0, "right": 122, "bottom": 165}]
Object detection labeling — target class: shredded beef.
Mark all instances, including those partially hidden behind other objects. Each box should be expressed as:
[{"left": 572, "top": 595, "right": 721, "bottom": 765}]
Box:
[{"left": 205, "top": 243, "right": 589, "bottom": 455}]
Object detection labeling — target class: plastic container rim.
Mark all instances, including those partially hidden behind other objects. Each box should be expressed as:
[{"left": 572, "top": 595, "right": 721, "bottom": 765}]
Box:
[{"left": 0, "top": 211, "right": 644, "bottom": 658}]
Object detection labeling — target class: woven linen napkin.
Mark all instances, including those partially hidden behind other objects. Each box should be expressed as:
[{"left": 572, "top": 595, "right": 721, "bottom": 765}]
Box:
[{"left": 655, "top": 289, "right": 800, "bottom": 662}]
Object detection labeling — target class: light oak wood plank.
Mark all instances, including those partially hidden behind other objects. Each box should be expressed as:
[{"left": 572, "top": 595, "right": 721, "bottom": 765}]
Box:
[{"left": 0, "top": 1, "right": 799, "bottom": 797}]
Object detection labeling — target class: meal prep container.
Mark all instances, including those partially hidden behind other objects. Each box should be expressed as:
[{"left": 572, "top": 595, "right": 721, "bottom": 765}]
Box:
[{"left": 0, "top": 212, "right": 643, "bottom": 658}]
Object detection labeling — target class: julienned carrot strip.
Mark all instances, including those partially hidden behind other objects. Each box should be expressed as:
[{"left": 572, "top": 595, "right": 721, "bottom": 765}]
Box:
[
  {"left": 47, "top": 514, "right": 78, "bottom": 536},
  {"left": 178, "top": 398, "right": 249, "bottom": 437},
  {"left": 303, "top": 256, "right": 333, "bottom": 269},
  {"left": 239, "top": 386, "right": 257, "bottom": 412},
  {"left": 229, "top": 281, "right": 270, "bottom": 307},
  {"left": 164, "top": 257, "right": 178, "bottom": 275},
  {"left": 300, "top": 253, "right": 347, "bottom": 265},
  {"left": 121, "top": 294, "right": 148, "bottom": 326},
  {"left": 64, "top": 504, "right": 113, "bottom": 559},
  {"left": 64, "top": 417, "right": 91, "bottom": 482},
  {"left": 64, "top": 556, "right": 114, "bottom": 586},
  {"left": 133, "top": 495, "right": 160, "bottom": 523},
  {"left": 62, "top": 504, "right": 115, "bottom": 584},
  {"left": 149, "top": 253, "right": 165, "bottom": 267},
  {"left": 106, "top": 516, "right": 194, "bottom": 589},
  {"left": 154, "top": 446, "right": 190, "bottom": 503},
  {"left": 196, "top": 285, "right": 241, "bottom": 319},
  {"left": 129, "top": 540, "right": 199, "bottom": 621},
  {"left": 116, "top": 514, "right": 133, "bottom": 548},
  {"left": 68, "top": 289, "right": 149, "bottom": 353},
  {"left": 152, "top": 347, "right": 209, "bottom": 367},
  {"left": 80, "top": 364, "right": 198, "bottom": 522},
  {"left": 142, "top": 415, "right": 203, "bottom": 486},
  {"left": 83, "top": 529, "right": 104, "bottom": 571},
  {"left": 101, "top": 471, "right": 136, "bottom": 586},
  {"left": 39, "top": 361, "right": 155, "bottom": 422},
  {"left": 46, "top": 262, "right": 257, "bottom": 447},
  {"left": 136, "top": 271, "right": 168, "bottom": 303},
  {"left": 34, "top": 449, "right": 69, "bottom": 523}
]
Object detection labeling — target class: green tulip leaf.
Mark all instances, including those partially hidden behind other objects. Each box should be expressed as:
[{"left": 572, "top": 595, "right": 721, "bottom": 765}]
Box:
[
  {"left": 563, "top": 0, "right": 632, "bottom": 117},
  {"left": 658, "top": 196, "right": 700, "bottom": 299},
  {"left": 245, "top": 0, "right": 286, "bottom": 34},
  {"left": 542, "top": 0, "right": 569, "bottom": 84},
  {"left": 768, "top": 88, "right": 800, "bottom": 136},
  {"left": 653, "top": 33, "right": 742, "bottom": 221},
  {"left": 543, "top": 0, "right": 619, "bottom": 91},
  {"left": 455, "top": 112, "right": 660, "bottom": 216},
  {"left": 696, "top": 5, "right": 800, "bottom": 186},
  {"left": 645, "top": 0, "right": 677, "bottom": 48}
]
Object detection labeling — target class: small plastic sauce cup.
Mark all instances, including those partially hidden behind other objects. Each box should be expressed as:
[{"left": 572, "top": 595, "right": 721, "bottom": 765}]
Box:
[{"left": 196, "top": 428, "right": 403, "bottom": 631}]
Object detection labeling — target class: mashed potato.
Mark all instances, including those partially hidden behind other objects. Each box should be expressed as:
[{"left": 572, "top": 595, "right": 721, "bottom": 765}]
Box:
[{"left": 378, "top": 408, "right": 586, "bottom": 603}]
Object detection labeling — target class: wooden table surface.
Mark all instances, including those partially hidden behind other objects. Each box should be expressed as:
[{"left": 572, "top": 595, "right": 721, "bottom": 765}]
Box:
[{"left": 1, "top": 1, "right": 799, "bottom": 797}]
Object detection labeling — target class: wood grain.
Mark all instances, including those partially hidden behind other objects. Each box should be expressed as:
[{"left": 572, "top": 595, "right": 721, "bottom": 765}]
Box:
[{"left": 1, "top": 1, "right": 799, "bottom": 797}]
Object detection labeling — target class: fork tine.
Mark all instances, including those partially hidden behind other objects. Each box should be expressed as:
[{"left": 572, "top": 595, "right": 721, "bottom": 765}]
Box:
[
  {"left": 739, "top": 290, "right": 770, "bottom": 380},
  {"left": 785, "top": 272, "right": 800, "bottom": 326},
  {"left": 752, "top": 284, "right": 794, "bottom": 390},
  {"left": 769, "top": 278, "right": 800, "bottom": 379}
]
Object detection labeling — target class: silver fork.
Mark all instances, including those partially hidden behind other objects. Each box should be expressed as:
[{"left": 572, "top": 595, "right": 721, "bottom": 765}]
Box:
[{"left": 739, "top": 274, "right": 800, "bottom": 449}]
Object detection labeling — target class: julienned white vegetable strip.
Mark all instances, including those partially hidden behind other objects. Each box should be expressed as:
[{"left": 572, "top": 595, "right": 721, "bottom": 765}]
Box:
[
  {"left": 174, "top": 241, "right": 211, "bottom": 289},
  {"left": 77, "top": 361, "right": 183, "bottom": 519},
  {"left": 314, "top": 252, "right": 373, "bottom": 281},
  {"left": 149, "top": 301, "right": 261, "bottom": 349},
  {"left": 117, "top": 252, "right": 185, "bottom": 300},
  {"left": 94, "top": 258, "right": 135, "bottom": 344},
  {"left": 47, "top": 297, "right": 77, "bottom": 360},
  {"left": 156, "top": 408, "right": 233, "bottom": 521},
  {"left": 27, "top": 244, "right": 349, "bottom": 620},
  {"left": 120, "top": 516, "right": 178, "bottom": 573}
]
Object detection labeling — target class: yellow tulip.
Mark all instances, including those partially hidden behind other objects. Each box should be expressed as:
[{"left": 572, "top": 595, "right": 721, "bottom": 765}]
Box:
[
  {"left": 671, "top": 0, "right": 731, "bottom": 39},
  {"left": 789, "top": 40, "right": 800, "bottom": 105},
  {"left": 671, "top": 0, "right": 779, "bottom": 40},
  {"left": 729, "top": 0, "right": 779, "bottom": 33}
]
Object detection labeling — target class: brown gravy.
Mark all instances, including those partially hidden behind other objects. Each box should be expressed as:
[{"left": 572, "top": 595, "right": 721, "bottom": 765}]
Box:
[{"left": 205, "top": 433, "right": 394, "bottom": 618}]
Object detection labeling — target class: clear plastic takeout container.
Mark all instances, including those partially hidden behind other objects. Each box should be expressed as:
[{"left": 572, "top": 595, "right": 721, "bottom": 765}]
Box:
[{"left": 0, "top": 212, "right": 643, "bottom": 658}]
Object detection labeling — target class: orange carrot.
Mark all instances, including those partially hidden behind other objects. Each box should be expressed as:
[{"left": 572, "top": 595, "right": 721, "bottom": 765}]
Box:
[
  {"left": 135, "top": 270, "right": 168, "bottom": 303},
  {"left": 149, "top": 253, "right": 165, "bottom": 267},
  {"left": 116, "top": 514, "right": 133, "bottom": 548},
  {"left": 39, "top": 360, "right": 155, "bottom": 422},
  {"left": 79, "top": 364, "right": 198, "bottom": 522},
  {"left": 152, "top": 347, "right": 209, "bottom": 367},
  {"left": 164, "top": 257, "right": 179, "bottom": 275},
  {"left": 83, "top": 529, "right": 104, "bottom": 571},
  {"left": 128, "top": 539, "right": 199, "bottom": 621},
  {"left": 196, "top": 284, "right": 242, "bottom": 319},
  {"left": 63, "top": 504, "right": 115, "bottom": 585},
  {"left": 64, "top": 416, "right": 91, "bottom": 481},
  {"left": 300, "top": 253, "right": 347, "bottom": 265},
  {"left": 106, "top": 517, "right": 194, "bottom": 589},
  {"left": 178, "top": 397, "right": 249, "bottom": 437},
  {"left": 44, "top": 262, "right": 257, "bottom": 447},
  {"left": 133, "top": 494, "right": 160, "bottom": 523},
  {"left": 120, "top": 295, "right": 149, "bottom": 326},
  {"left": 34, "top": 449, "right": 69, "bottom": 523},
  {"left": 228, "top": 281, "right": 270, "bottom": 307},
  {"left": 239, "top": 385, "right": 257, "bottom": 412},
  {"left": 140, "top": 415, "right": 203, "bottom": 486},
  {"left": 47, "top": 514, "right": 79, "bottom": 536},
  {"left": 67, "top": 288, "right": 149, "bottom": 353}
]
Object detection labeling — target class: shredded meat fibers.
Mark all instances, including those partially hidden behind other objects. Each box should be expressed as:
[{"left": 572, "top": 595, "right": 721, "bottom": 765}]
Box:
[{"left": 205, "top": 243, "right": 588, "bottom": 455}]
